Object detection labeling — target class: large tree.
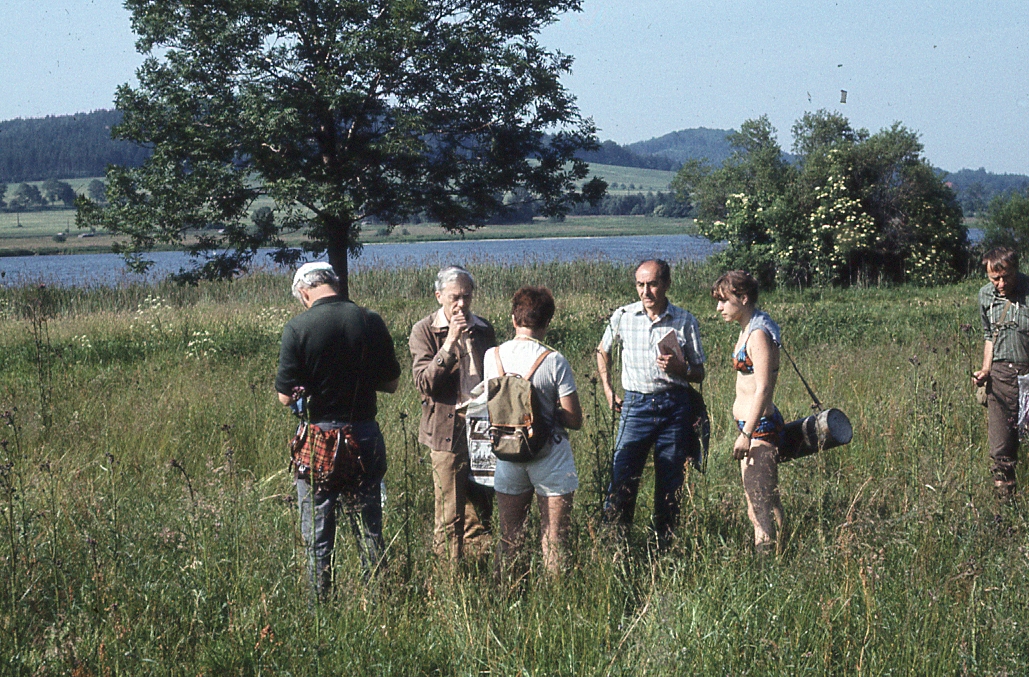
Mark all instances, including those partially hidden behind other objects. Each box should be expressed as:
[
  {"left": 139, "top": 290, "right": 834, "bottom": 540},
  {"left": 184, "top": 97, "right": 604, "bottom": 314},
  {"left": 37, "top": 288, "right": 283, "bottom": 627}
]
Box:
[
  {"left": 41, "top": 178, "right": 77, "bottom": 207},
  {"left": 77, "top": 0, "right": 602, "bottom": 293},
  {"left": 9, "top": 183, "right": 45, "bottom": 212}
]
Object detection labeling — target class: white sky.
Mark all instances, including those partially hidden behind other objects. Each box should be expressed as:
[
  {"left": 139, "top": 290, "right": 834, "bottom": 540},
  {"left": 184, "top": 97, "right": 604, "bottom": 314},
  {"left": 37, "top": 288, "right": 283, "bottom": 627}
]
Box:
[{"left": 3, "top": 0, "right": 1027, "bottom": 174}]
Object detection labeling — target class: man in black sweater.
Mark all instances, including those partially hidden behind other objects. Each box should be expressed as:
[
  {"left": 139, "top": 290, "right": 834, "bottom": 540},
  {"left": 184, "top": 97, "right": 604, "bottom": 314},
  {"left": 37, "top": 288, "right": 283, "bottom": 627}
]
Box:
[{"left": 276, "top": 262, "right": 401, "bottom": 597}]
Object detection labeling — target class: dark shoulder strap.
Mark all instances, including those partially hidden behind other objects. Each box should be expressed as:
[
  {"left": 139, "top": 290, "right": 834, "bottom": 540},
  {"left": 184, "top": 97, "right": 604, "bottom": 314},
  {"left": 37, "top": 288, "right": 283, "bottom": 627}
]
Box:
[
  {"left": 524, "top": 350, "right": 554, "bottom": 381},
  {"left": 779, "top": 341, "right": 823, "bottom": 412},
  {"left": 494, "top": 348, "right": 506, "bottom": 377}
]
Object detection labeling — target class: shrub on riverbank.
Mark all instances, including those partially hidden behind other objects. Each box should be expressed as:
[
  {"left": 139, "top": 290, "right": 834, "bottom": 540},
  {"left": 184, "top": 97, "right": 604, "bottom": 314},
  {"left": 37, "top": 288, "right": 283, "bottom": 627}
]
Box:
[{"left": 0, "top": 262, "right": 1025, "bottom": 675}]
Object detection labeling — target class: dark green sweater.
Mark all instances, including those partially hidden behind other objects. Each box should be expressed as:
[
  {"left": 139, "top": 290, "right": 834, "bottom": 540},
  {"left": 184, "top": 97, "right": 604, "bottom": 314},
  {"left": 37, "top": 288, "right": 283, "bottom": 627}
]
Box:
[{"left": 276, "top": 296, "right": 401, "bottom": 423}]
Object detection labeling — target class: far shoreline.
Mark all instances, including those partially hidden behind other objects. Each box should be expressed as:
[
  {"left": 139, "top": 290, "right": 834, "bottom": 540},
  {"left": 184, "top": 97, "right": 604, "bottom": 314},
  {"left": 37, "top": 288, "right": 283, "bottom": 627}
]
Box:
[{"left": 0, "top": 215, "right": 699, "bottom": 258}]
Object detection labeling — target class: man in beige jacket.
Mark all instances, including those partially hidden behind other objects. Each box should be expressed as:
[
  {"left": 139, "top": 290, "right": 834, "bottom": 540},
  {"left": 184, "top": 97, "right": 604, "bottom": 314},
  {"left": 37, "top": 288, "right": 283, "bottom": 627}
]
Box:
[{"left": 409, "top": 266, "right": 497, "bottom": 562}]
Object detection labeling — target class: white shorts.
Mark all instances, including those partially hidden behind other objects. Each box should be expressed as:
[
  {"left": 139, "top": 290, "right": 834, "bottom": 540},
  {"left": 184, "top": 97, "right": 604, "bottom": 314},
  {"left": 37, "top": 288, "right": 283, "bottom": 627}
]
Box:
[{"left": 494, "top": 437, "right": 578, "bottom": 497}]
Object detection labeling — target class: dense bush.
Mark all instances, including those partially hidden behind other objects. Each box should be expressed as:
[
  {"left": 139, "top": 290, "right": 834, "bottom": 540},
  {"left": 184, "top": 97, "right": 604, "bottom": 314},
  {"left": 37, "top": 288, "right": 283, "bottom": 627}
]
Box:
[{"left": 674, "top": 112, "right": 968, "bottom": 287}]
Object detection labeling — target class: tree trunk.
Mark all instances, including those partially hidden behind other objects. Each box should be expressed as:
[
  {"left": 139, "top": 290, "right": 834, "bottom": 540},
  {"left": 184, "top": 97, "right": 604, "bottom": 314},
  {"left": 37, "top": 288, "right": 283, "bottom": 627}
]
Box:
[{"left": 326, "top": 224, "right": 351, "bottom": 300}]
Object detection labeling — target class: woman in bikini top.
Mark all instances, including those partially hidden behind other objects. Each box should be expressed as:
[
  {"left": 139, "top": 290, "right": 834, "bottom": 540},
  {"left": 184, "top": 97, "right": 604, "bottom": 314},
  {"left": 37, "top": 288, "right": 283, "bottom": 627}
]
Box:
[{"left": 712, "top": 270, "right": 784, "bottom": 554}]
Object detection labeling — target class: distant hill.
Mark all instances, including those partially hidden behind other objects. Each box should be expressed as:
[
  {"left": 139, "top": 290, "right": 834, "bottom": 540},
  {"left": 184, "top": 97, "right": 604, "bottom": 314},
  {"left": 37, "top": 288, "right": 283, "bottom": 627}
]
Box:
[
  {"left": 575, "top": 127, "right": 736, "bottom": 171},
  {"left": 576, "top": 140, "right": 679, "bottom": 171},
  {"left": 0, "top": 110, "right": 150, "bottom": 183},
  {"left": 626, "top": 128, "right": 735, "bottom": 166}
]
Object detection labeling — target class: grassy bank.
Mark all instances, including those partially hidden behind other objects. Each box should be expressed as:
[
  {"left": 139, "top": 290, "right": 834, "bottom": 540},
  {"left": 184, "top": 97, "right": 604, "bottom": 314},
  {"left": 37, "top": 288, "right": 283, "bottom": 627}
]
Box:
[
  {"left": 0, "top": 262, "right": 1026, "bottom": 675},
  {"left": 0, "top": 214, "right": 696, "bottom": 257}
]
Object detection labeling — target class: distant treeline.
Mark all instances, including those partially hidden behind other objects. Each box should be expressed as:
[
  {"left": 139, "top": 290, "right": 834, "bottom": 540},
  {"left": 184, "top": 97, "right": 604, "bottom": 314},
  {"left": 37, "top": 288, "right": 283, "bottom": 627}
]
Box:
[
  {"left": 2, "top": 110, "right": 1027, "bottom": 219},
  {"left": 942, "top": 168, "right": 1029, "bottom": 216},
  {"left": 576, "top": 141, "right": 681, "bottom": 171},
  {"left": 575, "top": 128, "right": 737, "bottom": 172},
  {"left": 568, "top": 191, "right": 690, "bottom": 218},
  {"left": 0, "top": 110, "right": 150, "bottom": 183}
]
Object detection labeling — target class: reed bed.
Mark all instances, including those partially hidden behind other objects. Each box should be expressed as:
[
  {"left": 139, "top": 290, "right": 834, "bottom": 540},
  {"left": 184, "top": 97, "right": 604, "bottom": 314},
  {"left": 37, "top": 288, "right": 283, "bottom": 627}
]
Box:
[{"left": 0, "top": 261, "right": 1025, "bottom": 675}]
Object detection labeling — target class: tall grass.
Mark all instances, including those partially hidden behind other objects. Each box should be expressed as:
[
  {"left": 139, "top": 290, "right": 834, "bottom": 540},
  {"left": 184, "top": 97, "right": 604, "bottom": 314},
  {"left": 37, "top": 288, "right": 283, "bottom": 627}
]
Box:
[{"left": 0, "top": 262, "right": 1026, "bottom": 675}]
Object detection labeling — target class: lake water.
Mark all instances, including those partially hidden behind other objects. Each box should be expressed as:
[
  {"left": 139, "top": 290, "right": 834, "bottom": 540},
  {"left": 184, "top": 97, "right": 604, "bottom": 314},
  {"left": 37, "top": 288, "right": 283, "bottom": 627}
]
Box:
[{"left": 0, "top": 234, "right": 722, "bottom": 287}]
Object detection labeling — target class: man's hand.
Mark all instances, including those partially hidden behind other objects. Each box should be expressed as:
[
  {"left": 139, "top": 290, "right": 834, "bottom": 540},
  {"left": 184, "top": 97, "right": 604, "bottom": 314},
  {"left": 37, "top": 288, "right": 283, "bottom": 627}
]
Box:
[
  {"left": 443, "top": 311, "right": 469, "bottom": 351},
  {"left": 604, "top": 386, "right": 623, "bottom": 412},
  {"left": 733, "top": 433, "right": 751, "bottom": 461},
  {"left": 972, "top": 369, "right": 990, "bottom": 387},
  {"left": 656, "top": 352, "right": 688, "bottom": 378}
]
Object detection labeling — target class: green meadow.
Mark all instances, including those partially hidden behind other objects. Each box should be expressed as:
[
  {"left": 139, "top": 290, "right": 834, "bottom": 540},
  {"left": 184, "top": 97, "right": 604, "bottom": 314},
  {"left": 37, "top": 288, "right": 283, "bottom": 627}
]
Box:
[
  {"left": 0, "top": 164, "right": 682, "bottom": 256},
  {"left": 0, "top": 261, "right": 1026, "bottom": 675}
]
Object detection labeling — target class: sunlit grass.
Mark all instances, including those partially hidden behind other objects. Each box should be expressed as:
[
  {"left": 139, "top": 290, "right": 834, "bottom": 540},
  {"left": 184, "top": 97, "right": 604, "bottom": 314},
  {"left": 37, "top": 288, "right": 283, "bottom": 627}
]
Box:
[{"left": 0, "top": 263, "right": 1026, "bottom": 675}]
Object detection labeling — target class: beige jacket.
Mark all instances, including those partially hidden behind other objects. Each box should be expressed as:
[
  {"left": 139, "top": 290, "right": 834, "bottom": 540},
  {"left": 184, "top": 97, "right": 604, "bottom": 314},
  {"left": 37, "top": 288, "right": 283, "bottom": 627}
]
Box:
[{"left": 409, "top": 311, "right": 497, "bottom": 451}]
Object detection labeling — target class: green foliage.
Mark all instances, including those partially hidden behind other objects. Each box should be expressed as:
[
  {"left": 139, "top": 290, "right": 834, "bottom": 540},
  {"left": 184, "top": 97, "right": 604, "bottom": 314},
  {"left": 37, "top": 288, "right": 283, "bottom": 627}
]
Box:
[
  {"left": 980, "top": 187, "right": 1029, "bottom": 258},
  {"left": 945, "top": 168, "right": 1029, "bottom": 217},
  {"left": 41, "top": 178, "right": 77, "bottom": 207},
  {"left": 0, "top": 110, "right": 151, "bottom": 183},
  {"left": 0, "top": 264, "right": 1026, "bottom": 674},
  {"left": 682, "top": 111, "right": 968, "bottom": 287},
  {"left": 77, "top": 0, "right": 603, "bottom": 293},
  {"left": 85, "top": 179, "right": 106, "bottom": 203},
  {"left": 8, "top": 182, "right": 45, "bottom": 211}
]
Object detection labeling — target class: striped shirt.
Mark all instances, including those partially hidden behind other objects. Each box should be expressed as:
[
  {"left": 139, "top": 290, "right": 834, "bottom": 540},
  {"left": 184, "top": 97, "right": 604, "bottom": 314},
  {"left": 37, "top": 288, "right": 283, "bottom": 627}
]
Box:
[{"left": 600, "top": 301, "right": 705, "bottom": 394}]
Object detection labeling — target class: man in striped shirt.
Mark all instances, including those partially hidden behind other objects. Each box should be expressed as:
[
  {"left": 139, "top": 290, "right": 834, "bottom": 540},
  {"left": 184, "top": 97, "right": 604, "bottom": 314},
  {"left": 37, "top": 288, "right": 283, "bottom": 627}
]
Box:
[{"left": 597, "top": 259, "right": 706, "bottom": 548}]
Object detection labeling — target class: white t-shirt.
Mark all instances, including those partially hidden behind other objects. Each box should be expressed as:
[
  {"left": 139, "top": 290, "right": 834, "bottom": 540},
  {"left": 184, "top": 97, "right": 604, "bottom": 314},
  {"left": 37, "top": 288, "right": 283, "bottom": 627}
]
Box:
[{"left": 483, "top": 338, "right": 577, "bottom": 437}]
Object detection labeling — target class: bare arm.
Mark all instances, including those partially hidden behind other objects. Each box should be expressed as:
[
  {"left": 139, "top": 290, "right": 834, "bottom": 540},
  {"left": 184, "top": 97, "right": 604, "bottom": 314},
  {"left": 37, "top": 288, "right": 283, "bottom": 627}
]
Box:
[
  {"left": 973, "top": 340, "right": 993, "bottom": 386},
  {"left": 596, "top": 343, "right": 622, "bottom": 411},
  {"left": 278, "top": 392, "right": 293, "bottom": 406},
  {"left": 557, "top": 392, "right": 584, "bottom": 430}
]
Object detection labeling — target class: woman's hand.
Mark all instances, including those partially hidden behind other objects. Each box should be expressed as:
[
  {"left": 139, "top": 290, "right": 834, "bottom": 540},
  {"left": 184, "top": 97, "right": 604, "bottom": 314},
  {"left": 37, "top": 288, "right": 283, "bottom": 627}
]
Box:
[{"left": 733, "top": 432, "right": 751, "bottom": 460}]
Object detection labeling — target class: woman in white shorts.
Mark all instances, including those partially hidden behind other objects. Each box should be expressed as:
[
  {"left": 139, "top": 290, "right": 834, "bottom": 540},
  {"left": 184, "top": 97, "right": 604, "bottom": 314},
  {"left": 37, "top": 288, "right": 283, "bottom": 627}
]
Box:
[{"left": 483, "top": 286, "right": 582, "bottom": 575}]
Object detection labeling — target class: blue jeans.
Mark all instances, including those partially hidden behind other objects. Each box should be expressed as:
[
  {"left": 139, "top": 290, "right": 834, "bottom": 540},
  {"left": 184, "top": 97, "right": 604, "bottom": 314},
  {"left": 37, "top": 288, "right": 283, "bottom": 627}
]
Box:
[
  {"left": 296, "top": 420, "right": 386, "bottom": 599},
  {"left": 604, "top": 389, "right": 692, "bottom": 545}
]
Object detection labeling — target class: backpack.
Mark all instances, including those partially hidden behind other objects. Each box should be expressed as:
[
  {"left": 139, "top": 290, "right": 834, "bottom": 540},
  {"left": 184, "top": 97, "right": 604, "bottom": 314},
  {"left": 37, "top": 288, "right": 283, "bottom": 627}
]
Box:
[{"left": 486, "top": 347, "right": 554, "bottom": 462}]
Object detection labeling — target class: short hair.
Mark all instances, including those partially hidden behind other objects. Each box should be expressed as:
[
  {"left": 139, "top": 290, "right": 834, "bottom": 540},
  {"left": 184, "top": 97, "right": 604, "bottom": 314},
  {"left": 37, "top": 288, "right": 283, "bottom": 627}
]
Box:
[
  {"left": 511, "top": 286, "right": 555, "bottom": 330},
  {"left": 636, "top": 259, "right": 671, "bottom": 285},
  {"left": 712, "top": 270, "right": 760, "bottom": 306},
  {"left": 983, "top": 247, "right": 1018, "bottom": 273},
  {"left": 292, "top": 263, "right": 339, "bottom": 300},
  {"left": 435, "top": 265, "right": 475, "bottom": 293}
]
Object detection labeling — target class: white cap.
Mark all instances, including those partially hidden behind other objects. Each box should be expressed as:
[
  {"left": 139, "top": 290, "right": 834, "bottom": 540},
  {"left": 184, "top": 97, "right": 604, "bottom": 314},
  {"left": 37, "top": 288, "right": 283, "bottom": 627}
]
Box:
[{"left": 292, "top": 261, "right": 335, "bottom": 289}]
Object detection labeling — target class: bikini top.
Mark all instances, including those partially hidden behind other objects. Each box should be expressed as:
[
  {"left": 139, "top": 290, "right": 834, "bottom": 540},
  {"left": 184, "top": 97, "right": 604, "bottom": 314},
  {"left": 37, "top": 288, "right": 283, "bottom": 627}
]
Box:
[
  {"left": 731, "top": 344, "right": 755, "bottom": 374},
  {"left": 731, "top": 311, "right": 782, "bottom": 375}
]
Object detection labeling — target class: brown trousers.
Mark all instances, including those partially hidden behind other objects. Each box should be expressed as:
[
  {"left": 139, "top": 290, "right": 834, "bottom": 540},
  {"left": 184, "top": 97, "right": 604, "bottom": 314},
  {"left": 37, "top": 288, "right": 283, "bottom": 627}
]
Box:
[
  {"left": 986, "top": 361, "right": 1027, "bottom": 485},
  {"left": 429, "top": 419, "right": 493, "bottom": 561}
]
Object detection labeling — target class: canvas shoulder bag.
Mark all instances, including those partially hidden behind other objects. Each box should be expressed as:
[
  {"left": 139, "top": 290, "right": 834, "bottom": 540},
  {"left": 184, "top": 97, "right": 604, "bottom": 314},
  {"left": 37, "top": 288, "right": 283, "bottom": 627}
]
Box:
[{"left": 486, "top": 346, "right": 554, "bottom": 462}]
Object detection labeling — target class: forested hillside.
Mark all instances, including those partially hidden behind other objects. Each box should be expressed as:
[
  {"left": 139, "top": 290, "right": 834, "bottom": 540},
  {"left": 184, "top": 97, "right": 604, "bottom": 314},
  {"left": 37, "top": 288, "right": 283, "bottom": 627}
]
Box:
[
  {"left": 575, "top": 140, "right": 679, "bottom": 171},
  {"left": 942, "top": 167, "right": 1029, "bottom": 216},
  {"left": 626, "top": 127, "right": 735, "bottom": 166},
  {"left": 0, "top": 110, "right": 150, "bottom": 183}
]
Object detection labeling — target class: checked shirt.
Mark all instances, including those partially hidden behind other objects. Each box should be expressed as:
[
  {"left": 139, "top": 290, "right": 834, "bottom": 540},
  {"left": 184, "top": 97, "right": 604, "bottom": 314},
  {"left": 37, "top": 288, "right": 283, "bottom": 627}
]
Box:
[{"left": 600, "top": 300, "right": 705, "bottom": 394}]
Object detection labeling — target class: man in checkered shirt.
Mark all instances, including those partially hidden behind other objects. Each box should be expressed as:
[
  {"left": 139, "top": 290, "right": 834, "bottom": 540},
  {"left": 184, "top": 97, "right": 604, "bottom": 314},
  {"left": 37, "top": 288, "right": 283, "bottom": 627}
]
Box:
[{"left": 596, "top": 259, "right": 706, "bottom": 548}]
